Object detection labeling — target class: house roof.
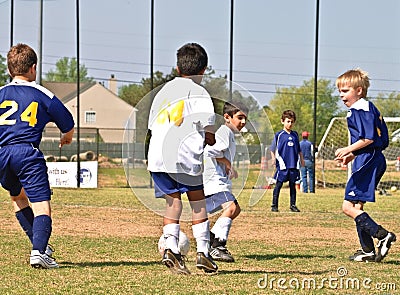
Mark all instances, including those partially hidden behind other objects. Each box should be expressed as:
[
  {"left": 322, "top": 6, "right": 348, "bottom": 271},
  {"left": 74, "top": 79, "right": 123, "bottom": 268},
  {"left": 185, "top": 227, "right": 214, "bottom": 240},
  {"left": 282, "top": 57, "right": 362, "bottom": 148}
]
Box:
[{"left": 42, "top": 81, "right": 97, "bottom": 103}]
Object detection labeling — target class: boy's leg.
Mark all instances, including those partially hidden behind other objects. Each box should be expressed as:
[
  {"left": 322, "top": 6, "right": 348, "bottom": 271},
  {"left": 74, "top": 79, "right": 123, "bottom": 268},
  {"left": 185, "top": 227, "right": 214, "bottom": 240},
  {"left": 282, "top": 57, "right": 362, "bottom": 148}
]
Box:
[
  {"left": 12, "top": 189, "right": 34, "bottom": 243},
  {"left": 289, "top": 181, "right": 300, "bottom": 212},
  {"left": 162, "top": 193, "right": 190, "bottom": 274},
  {"left": 271, "top": 181, "right": 283, "bottom": 210},
  {"left": 188, "top": 190, "right": 218, "bottom": 273}
]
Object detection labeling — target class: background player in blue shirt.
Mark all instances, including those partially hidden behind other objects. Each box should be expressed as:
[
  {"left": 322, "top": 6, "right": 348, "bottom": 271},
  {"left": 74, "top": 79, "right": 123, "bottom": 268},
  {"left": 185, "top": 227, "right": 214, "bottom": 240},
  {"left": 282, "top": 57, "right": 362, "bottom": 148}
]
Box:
[
  {"left": 270, "top": 110, "right": 304, "bottom": 212},
  {"left": 0, "top": 44, "right": 74, "bottom": 268},
  {"left": 335, "top": 68, "right": 396, "bottom": 262},
  {"left": 299, "top": 131, "right": 314, "bottom": 193}
]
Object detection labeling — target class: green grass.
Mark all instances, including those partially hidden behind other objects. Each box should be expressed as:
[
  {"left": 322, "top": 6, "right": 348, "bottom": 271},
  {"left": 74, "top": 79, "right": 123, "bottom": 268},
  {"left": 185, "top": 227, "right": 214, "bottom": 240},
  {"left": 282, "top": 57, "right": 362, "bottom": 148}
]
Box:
[{"left": 0, "top": 169, "right": 399, "bottom": 294}]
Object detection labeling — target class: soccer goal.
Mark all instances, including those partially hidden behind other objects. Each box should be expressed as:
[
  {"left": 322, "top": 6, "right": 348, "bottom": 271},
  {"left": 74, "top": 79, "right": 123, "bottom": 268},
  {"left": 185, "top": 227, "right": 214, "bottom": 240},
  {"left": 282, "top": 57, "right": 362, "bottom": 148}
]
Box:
[{"left": 316, "top": 117, "right": 400, "bottom": 192}]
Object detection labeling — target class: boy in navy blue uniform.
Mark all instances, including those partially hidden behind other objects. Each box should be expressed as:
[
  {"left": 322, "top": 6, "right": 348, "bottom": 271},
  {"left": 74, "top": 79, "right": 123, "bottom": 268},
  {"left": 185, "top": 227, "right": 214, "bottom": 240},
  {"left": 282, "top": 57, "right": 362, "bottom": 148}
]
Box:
[
  {"left": 335, "top": 68, "right": 396, "bottom": 262},
  {"left": 0, "top": 44, "right": 74, "bottom": 268},
  {"left": 270, "top": 110, "right": 304, "bottom": 212}
]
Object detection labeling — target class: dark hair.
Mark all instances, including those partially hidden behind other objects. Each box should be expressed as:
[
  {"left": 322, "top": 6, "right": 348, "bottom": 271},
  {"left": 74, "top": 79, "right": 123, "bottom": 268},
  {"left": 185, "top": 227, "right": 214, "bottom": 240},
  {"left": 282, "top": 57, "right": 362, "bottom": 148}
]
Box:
[
  {"left": 223, "top": 101, "right": 249, "bottom": 118},
  {"left": 281, "top": 109, "right": 296, "bottom": 122},
  {"left": 7, "top": 43, "right": 37, "bottom": 77},
  {"left": 176, "top": 43, "right": 208, "bottom": 76}
]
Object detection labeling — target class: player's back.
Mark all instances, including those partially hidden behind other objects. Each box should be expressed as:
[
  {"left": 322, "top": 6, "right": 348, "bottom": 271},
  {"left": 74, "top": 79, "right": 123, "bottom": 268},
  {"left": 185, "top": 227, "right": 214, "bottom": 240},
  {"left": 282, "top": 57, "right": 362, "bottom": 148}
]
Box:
[{"left": 0, "top": 79, "right": 72, "bottom": 147}]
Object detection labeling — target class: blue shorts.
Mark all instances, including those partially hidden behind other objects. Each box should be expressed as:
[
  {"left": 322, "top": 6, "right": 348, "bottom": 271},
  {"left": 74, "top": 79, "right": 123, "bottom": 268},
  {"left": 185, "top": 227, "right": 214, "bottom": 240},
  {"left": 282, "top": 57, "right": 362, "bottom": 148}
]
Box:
[
  {"left": 0, "top": 144, "right": 51, "bottom": 202},
  {"left": 151, "top": 172, "right": 204, "bottom": 198},
  {"left": 205, "top": 191, "right": 237, "bottom": 214},
  {"left": 344, "top": 150, "right": 386, "bottom": 203},
  {"left": 274, "top": 168, "right": 300, "bottom": 183}
]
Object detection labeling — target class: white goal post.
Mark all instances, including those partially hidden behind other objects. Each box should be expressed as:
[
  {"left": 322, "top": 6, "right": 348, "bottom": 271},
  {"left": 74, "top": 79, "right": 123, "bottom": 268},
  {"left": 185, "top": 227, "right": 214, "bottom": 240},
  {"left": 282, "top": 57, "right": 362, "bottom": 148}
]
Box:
[{"left": 316, "top": 117, "right": 400, "bottom": 191}]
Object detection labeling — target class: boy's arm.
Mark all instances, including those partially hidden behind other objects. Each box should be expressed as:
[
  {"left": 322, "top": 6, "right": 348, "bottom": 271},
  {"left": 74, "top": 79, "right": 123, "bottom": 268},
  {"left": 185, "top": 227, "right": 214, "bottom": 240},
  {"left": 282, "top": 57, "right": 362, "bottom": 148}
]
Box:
[
  {"left": 204, "top": 125, "right": 216, "bottom": 146},
  {"left": 216, "top": 157, "right": 237, "bottom": 179},
  {"left": 335, "top": 138, "right": 373, "bottom": 159},
  {"left": 59, "top": 128, "right": 74, "bottom": 148},
  {"left": 299, "top": 151, "right": 305, "bottom": 167}
]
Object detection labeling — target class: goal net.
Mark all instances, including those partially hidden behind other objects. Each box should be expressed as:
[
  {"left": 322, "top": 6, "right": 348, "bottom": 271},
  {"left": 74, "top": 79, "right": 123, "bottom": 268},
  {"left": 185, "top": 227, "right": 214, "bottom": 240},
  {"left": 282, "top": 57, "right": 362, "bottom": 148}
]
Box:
[{"left": 316, "top": 117, "right": 400, "bottom": 192}]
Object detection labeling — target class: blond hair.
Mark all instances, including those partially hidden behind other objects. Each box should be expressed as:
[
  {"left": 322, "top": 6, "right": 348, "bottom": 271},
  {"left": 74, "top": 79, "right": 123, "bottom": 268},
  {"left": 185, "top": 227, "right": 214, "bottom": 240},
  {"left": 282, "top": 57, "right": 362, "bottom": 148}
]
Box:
[{"left": 336, "top": 68, "right": 370, "bottom": 98}]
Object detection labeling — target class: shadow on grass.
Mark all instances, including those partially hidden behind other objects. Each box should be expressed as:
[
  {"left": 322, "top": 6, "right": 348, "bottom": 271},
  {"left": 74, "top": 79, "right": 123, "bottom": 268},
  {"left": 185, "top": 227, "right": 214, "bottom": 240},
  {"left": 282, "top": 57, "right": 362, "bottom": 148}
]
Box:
[
  {"left": 218, "top": 269, "right": 331, "bottom": 275},
  {"left": 244, "top": 253, "right": 336, "bottom": 260},
  {"left": 59, "top": 260, "right": 160, "bottom": 268}
]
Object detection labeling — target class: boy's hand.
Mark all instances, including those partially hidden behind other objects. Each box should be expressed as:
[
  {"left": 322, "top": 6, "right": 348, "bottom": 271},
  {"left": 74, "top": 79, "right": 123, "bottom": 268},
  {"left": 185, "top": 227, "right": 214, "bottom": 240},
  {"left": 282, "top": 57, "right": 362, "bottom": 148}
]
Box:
[
  {"left": 59, "top": 129, "right": 74, "bottom": 148},
  {"left": 229, "top": 167, "right": 238, "bottom": 179}
]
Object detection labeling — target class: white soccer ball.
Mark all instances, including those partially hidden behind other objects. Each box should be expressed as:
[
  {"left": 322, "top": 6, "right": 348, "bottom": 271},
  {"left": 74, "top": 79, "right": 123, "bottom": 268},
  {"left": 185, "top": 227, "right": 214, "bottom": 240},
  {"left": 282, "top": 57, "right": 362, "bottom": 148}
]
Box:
[
  {"left": 158, "top": 230, "right": 190, "bottom": 256},
  {"left": 390, "top": 186, "right": 397, "bottom": 192}
]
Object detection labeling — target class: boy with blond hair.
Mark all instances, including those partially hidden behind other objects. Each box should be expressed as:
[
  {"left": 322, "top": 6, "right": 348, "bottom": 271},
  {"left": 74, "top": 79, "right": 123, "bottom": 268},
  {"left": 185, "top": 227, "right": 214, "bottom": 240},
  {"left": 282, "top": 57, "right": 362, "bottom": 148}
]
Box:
[{"left": 335, "top": 68, "right": 396, "bottom": 262}]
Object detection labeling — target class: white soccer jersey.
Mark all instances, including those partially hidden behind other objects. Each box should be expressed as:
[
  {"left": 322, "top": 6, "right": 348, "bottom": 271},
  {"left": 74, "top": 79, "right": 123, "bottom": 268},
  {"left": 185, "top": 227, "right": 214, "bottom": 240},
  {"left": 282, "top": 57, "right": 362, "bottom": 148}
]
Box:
[
  {"left": 147, "top": 77, "right": 215, "bottom": 175},
  {"left": 203, "top": 125, "right": 236, "bottom": 196}
]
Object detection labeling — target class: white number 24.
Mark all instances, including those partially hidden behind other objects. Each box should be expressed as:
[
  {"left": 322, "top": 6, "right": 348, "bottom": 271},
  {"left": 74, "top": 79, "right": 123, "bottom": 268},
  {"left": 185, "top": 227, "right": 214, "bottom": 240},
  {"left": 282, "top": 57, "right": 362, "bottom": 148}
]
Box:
[{"left": 0, "top": 100, "right": 38, "bottom": 127}]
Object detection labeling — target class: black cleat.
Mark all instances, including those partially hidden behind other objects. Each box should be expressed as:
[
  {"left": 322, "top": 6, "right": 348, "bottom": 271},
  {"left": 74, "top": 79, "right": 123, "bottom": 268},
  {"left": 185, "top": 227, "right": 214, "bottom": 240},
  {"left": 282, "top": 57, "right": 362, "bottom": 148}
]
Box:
[
  {"left": 162, "top": 249, "right": 190, "bottom": 275},
  {"left": 210, "top": 246, "right": 235, "bottom": 262},
  {"left": 375, "top": 232, "right": 396, "bottom": 262},
  {"left": 290, "top": 205, "right": 300, "bottom": 212},
  {"left": 348, "top": 249, "right": 376, "bottom": 262},
  {"left": 196, "top": 252, "right": 218, "bottom": 273}
]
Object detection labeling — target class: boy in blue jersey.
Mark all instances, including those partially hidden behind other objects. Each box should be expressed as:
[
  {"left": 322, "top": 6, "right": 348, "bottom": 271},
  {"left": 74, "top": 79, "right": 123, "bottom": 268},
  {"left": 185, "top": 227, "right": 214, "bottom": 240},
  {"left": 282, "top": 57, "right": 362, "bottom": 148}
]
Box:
[
  {"left": 0, "top": 44, "right": 74, "bottom": 268},
  {"left": 203, "top": 101, "right": 248, "bottom": 262},
  {"left": 270, "top": 110, "right": 304, "bottom": 212},
  {"left": 335, "top": 69, "right": 396, "bottom": 262}
]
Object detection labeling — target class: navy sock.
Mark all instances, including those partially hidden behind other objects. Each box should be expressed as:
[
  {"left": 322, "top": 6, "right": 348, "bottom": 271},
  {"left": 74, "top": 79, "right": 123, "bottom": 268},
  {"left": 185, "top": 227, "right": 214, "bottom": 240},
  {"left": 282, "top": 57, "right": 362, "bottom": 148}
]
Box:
[
  {"left": 32, "top": 215, "right": 52, "bottom": 254},
  {"left": 15, "top": 206, "right": 34, "bottom": 243},
  {"left": 355, "top": 212, "right": 380, "bottom": 238},
  {"left": 356, "top": 223, "right": 375, "bottom": 253}
]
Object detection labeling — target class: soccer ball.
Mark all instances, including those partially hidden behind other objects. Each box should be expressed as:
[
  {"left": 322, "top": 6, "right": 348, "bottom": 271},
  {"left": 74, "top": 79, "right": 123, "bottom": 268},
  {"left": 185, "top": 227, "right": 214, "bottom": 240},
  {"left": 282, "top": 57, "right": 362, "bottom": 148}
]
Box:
[
  {"left": 158, "top": 230, "right": 190, "bottom": 256},
  {"left": 390, "top": 186, "right": 397, "bottom": 192}
]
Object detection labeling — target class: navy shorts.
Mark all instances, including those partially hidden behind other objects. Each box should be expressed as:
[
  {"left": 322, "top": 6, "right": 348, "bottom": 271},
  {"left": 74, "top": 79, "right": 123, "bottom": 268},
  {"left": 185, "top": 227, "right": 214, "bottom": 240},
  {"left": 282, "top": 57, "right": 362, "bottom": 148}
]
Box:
[
  {"left": 151, "top": 172, "right": 204, "bottom": 198},
  {"left": 205, "top": 191, "right": 237, "bottom": 214},
  {"left": 274, "top": 168, "right": 300, "bottom": 183},
  {"left": 344, "top": 150, "right": 386, "bottom": 203},
  {"left": 0, "top": 144, "right": 51, "bottom": 202}
]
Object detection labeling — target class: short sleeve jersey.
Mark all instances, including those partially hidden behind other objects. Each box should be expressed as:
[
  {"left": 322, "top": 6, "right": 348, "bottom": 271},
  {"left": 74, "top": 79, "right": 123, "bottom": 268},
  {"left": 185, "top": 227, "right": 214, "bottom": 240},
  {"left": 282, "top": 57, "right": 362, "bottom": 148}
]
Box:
[
  {"left": 347, "top": 98, "right": 389, "bottom": 155},
  {"left": 203, "top": 125, "right": 235, "bottom": 196},
  {"left": 147, "top": 77, "right": 215, "bottom": 175},
  {"left": 300, "top": 139, "right": 313, "bottom": 161},
  {"left": 0, "top": 79, "right": 74, "bottom": 147},
  {"left": 270, "top": 130, "right": 300, "bottom": 170}
]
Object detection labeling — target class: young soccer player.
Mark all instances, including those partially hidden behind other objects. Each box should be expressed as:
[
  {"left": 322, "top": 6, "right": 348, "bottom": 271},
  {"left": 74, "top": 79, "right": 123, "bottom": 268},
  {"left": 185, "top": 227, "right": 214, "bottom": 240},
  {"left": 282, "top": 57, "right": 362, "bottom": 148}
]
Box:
[
  {"left": 270, "top": 110, "right": 304, "bottom": 212},
  {"left": 335, "top": 68, "right": 396, "bottom": 262},
  {"left": 147, "top": 43, "right": 218, "bottom": 274},
  {"left": 203, "top": 101, "right": 248, "bottom": 263},
  {"left": 0, "top": 43, "right": 74, "bottom": 268}
]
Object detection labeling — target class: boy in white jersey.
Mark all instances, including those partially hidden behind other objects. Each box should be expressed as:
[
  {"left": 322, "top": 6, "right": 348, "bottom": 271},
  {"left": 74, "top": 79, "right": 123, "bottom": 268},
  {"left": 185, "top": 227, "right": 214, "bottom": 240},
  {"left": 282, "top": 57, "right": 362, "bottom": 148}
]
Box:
[
  {"left": 147, "top": 43, "right": 218, "bottom": 274},
  {"left": 203, "top": 101, "right": 248, "bottom": 262}
]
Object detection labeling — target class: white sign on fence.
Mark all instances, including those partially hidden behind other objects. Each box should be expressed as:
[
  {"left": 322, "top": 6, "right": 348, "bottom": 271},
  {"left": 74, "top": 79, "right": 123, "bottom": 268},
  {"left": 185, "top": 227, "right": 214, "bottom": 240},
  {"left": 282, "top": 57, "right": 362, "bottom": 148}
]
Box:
[{"left": 47, "top": 161, "right": 98, "bottom": 188}]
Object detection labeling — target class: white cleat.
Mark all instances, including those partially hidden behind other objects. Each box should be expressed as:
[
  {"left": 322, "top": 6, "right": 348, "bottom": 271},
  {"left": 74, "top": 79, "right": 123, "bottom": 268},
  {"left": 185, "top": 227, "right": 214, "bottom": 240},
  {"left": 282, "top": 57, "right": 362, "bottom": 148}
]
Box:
[{"left": 30, "top": 250, "right": 59, "bottom": 269}]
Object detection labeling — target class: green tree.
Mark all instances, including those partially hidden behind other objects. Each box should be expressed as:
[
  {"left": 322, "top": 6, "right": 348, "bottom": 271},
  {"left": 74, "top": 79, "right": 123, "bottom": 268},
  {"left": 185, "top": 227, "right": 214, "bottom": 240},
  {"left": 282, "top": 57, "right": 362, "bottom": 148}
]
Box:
[
  {"left": 373, "top": 92, "right": 400, "bottom": 117},
  {"left": 45, "top": 57, "right": 92, "bottom": 82},
  {"left": 265, "top": 78, "right": 345, "bottom": 144},
  {"left": 0, "top": 54, "right": 8, "bottom": 86}
]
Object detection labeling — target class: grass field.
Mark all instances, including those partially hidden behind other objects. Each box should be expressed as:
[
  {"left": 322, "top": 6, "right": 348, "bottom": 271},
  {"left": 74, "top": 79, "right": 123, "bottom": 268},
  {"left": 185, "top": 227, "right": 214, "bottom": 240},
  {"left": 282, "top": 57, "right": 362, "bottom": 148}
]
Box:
[{"left": 0, "top": 167, "right": 399, "bottom": 295}]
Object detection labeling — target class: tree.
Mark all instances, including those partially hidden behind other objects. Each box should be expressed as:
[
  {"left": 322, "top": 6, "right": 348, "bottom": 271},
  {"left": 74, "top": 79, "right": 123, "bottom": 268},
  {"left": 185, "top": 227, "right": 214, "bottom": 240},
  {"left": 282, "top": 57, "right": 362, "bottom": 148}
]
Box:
[
  {"left": 0, "top": 54, "right": 8, "bottom": 86},
  {"left": 265, "top": 78, "right": 345, "bottom": 144},
  {"left": 45, "top": 57, "right": 92, "bottom": 82},
  {"left": 373, "top": 92, "right": 400, "bottom": 117}
]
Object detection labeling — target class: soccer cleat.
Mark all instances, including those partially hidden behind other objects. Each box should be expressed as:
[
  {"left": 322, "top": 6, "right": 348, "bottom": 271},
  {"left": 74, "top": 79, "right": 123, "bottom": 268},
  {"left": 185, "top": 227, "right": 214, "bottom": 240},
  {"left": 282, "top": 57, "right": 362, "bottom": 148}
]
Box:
[
  {"left": 30, "top": 250, "right": 59, "bottom": 269},
  {"left": 45, "top": 244, "right": 55, "bottom": 257},
  {"left": 196, "top": 252, "right": 218, "bottom": 273},
  {"left": 375, "top": 232, "right": 396, "bottom": 262},
  {"left": 271, "top": 206, "right": 279, "bottom": 212},
  {"left": 348, "top": 249, "right": 376, "bottom": 262},
  {"left": 290, "top": 205, "right": 300, "bottom": 212},
  {"left": 162, "top": 249, "right": 190, "bottom": 275},
  {"left": 210, "top": 246, "right": 235, "bottom": 262}
]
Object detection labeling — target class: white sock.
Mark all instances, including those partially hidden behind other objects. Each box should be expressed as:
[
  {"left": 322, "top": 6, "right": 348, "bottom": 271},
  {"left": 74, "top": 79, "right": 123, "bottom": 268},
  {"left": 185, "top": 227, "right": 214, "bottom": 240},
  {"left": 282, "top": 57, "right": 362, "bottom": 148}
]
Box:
[
  {"left": 192, "top": 220, "right": 210, "bottom": 256},
  {"left": 163, "top": 223, "right": 180, "bottom": 254},
  {"left": 212, "top": 217, "right": 232, "bottom": 242}
]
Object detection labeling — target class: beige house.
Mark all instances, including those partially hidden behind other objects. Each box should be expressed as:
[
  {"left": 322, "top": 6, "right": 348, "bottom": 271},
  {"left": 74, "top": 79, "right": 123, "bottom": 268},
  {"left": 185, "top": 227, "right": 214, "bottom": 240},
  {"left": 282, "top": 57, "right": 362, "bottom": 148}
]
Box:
[{"left": 43, "top": 77, "right": 137, "bottom": 143}]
